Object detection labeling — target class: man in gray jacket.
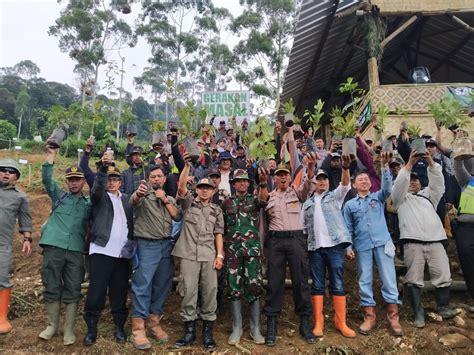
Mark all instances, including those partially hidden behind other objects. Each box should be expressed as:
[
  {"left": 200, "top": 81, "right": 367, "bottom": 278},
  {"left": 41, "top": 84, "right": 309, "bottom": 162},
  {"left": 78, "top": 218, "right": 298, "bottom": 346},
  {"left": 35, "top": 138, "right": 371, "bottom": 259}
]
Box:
[
  {"left": 0, "top": 159, "right": 32, "bottom": 334},
  {"left": 391, "top": 150, "right": 457, "bottom": 328}
]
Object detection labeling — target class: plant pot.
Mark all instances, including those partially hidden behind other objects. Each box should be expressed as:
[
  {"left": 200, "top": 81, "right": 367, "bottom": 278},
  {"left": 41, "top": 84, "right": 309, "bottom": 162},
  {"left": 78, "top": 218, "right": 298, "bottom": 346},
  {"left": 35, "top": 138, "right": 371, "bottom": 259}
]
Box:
[
  {"left": 410, "top": 138, "right": 426, "bottom": 156},
  {"left": 284, "top": 113, "right": 294, "bottom": 127},
  {"left": 382, "top": 139, "right": 394, "bottom": 153},
  {"left": 152, "top": 132, "right": 166, "bottom": 146},
  {"left": 183, "top": 137, "right": 201, "bottom": 158},
  {"left": 127, "top": 123, "right": 138, "bottom": 136},
  {"left": 47, "top": 127, "right": 66, "bottom": 149},
  {"left": 342, "top": 137, "right": 356, "bottom": 158},
  {"left": 452, "top": 137, "right": 473, "bottom": 161}
]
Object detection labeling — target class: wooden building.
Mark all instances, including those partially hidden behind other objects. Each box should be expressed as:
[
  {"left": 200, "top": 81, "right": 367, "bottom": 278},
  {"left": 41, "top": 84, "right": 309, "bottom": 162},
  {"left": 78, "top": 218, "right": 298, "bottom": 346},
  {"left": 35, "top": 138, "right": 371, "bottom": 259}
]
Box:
[{"left": 281, "top": 0, "right": 474, "bottom": 142}]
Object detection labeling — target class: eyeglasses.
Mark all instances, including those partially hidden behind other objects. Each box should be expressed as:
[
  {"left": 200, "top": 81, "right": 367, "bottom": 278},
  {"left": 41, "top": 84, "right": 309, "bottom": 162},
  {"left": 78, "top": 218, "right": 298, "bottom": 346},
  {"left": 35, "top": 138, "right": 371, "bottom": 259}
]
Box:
[{"left": 0, "top": 167, "right": 17, "bottom": 174}]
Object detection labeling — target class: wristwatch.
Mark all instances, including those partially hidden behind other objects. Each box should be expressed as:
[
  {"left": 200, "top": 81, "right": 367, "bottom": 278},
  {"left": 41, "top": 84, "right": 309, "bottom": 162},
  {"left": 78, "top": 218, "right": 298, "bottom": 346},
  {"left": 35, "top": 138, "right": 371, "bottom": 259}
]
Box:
[{"left": 217, "top": 254, "right": 225, "bottom": 260}]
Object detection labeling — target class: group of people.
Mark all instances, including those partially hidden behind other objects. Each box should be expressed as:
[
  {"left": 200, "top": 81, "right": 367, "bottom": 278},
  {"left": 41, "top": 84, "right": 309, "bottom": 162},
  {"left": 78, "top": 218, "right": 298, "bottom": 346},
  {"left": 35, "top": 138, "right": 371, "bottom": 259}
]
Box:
[{"left": 1, "top": 118, "right": 473, "bottom": 352}]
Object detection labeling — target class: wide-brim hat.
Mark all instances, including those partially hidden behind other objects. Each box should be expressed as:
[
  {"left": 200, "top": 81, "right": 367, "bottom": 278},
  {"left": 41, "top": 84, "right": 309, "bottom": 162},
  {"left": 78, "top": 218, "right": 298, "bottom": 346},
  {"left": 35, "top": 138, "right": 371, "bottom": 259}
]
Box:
[
  {"left": 0, "top": 158, "right": 21, "bottom": 178},
  {"left": 65, "top": 165, "right": 85, "bottom": 178},
  {"left": 196, "top": 178, "right": 215, "bottom": 189},
  {"left": 218, "top": 151, "right": 234, "bottom": 163}
]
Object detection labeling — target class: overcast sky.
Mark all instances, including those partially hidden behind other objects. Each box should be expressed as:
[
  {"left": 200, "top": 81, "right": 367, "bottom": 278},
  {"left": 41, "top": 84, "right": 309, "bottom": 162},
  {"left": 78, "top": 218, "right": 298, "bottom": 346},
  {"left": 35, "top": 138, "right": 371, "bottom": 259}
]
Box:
[{"left": 0, "top": 0, "right": 242, "bottom": 101}]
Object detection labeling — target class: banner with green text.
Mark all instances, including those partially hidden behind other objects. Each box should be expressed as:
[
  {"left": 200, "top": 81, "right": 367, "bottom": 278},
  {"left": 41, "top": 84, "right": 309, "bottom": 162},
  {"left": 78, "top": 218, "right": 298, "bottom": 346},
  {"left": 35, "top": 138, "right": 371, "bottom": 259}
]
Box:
[{"left": 201, "top": 91, "right": 250, "bottom": 126}]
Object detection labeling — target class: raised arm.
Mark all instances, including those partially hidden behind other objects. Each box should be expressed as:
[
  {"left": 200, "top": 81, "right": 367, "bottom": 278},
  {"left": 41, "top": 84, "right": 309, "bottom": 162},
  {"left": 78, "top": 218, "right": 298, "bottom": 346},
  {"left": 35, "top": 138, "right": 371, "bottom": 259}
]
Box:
[
  {"left": 178, "top": 152, "right": 192, "bottom": 198},
  {"left": 42, "top": 146, "right": 62, "bottom": 201}
]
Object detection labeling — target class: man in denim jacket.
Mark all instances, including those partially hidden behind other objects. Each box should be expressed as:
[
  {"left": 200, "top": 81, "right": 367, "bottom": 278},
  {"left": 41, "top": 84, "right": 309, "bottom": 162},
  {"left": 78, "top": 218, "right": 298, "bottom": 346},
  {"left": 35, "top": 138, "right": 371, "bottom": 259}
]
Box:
[
  {"left": 302, "top": 154, "right": 355, "bottom": 339},
  {"left": 343, "top": 152, "right": 402, "bottom": 336}
]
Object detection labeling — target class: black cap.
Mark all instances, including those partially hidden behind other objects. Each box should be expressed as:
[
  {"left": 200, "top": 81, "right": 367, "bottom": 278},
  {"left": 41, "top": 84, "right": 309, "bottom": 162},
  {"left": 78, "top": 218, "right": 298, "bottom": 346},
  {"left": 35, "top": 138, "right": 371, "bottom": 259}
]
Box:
[
  {"left": 207, "top": 168, "right": 221, "bottom": 178},
  {"left": 315, "top": 169, "right": 329, "bottom": 178},
  {"left": 410, "top": 172, "right": 421, "bottom": 180},
  {"left": 65, "top": 165, "right": 84, "bottom": 178},
  {"left": 425, "top": 138, "right": 437, "bottom": 147},
  {"left": 389, "top": 157, "right": 405, "bottom": 167},
  {"left": 130, "top": 146, "right": 144, "bottom": 155}
]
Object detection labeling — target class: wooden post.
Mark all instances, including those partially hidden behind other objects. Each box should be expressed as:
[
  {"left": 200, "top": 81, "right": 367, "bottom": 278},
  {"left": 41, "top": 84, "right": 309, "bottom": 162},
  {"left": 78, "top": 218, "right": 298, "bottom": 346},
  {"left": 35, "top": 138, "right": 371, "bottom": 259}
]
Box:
[{"left": 368, "top": 57, "right": 380, "bottom": 89}]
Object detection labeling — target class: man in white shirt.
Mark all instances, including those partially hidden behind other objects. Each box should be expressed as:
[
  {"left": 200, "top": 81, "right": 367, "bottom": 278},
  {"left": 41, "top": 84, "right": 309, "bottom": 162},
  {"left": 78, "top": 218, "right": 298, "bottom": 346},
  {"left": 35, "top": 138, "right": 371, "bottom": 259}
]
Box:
[
  {"left": 302, "top": 155, "right": 355, "bottom": 339},
  {"left": 83, "top": 153, "right": 134, "bottom": 346}
]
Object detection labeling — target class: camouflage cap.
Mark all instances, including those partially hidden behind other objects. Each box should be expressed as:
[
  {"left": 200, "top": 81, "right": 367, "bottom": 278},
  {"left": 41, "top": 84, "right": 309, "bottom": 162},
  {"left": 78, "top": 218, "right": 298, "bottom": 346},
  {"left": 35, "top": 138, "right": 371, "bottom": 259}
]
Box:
[{"left": 232, "top": 168, "right": 251, "bottom": 182}]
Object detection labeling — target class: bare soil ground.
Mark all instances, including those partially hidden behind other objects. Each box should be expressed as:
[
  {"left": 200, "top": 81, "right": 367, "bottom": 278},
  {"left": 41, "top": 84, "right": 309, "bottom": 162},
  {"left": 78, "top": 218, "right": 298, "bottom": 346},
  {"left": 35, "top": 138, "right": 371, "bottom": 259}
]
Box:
[{"left": 1, "top": 151, "right": 473, "bottom": 354}]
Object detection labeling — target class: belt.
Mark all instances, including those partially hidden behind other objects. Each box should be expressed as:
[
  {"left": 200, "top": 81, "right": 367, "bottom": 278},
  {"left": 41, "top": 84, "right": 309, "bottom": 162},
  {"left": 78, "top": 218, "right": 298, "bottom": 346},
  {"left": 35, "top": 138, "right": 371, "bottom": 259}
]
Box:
[
  {"left": 136, "top": 237, "right": 170, "bottom": 242},
  {"left": 269, "top": 230, "right": 304, "bottom": 238}
]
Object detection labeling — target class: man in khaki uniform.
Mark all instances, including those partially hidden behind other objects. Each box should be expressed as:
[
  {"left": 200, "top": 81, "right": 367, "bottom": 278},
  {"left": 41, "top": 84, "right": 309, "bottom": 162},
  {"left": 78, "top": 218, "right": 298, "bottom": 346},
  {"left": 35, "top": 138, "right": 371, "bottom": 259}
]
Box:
[
  {"left": 173, "top": 153, "right": 225, "bottom": 352},
  {"left": 264, "top": 153, "right": 317, "bottom": 346}
]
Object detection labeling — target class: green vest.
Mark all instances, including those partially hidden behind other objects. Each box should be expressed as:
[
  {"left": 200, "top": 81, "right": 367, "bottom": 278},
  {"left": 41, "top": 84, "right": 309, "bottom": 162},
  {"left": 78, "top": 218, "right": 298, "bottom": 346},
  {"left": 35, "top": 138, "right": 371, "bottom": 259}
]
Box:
[{"left": 459, "top": 177, "right": 474, "bottom": 215}]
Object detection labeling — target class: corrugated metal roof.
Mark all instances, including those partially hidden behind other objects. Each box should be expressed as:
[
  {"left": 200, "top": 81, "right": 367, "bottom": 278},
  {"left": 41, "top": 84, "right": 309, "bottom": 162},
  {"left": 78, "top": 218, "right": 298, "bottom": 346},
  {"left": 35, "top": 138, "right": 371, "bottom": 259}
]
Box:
[
  {"left": 281, "top": 0, "right": 362, "bottom": 105},
  {"left": 282, "top": 0, "right": 474, "bottom": 112}
]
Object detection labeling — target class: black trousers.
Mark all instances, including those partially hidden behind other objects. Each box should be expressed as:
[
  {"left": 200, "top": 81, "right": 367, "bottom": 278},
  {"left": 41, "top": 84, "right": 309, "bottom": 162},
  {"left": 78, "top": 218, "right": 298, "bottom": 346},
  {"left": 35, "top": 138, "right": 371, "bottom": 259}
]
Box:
[
  {"left": 454, "top": 221, "right": 474, "bottom": 298},
  {"left": 84, "top": 253, "right": 130, "bottom": 326},
  {"left": 263, "top": 234, "right": 312, "bottom": 316}
]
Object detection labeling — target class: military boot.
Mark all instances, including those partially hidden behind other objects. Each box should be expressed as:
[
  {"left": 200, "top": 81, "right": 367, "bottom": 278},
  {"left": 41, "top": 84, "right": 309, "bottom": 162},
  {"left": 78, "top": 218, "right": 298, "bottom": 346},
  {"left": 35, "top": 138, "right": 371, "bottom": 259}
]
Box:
[
  {"left": 265, "top": 315, "right": 277, "bottom": 346},
  {"left": 174, "top": 320, "right": 196, "bottom": 347},
  {"left": 203, "top": 320, "right": 217, "bottom": 351}
]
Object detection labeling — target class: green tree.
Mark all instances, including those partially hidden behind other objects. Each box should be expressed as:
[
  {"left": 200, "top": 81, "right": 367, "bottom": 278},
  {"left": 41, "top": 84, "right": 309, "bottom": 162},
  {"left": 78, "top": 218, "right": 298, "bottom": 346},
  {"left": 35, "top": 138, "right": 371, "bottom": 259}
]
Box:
[
  {"left": 49, "top": 0, "right": 135, "bottom": 137},
  {"left": 0, "top": 119, "right": 16, "bottom": 140},
  {"left": 231, "top": 0, "right": 297, "bottom": 111},
  {"left": 136, "top": 1, "right": 211, "bottom": 123},
  {"left": 13, "top": 60, "right": 40, "bottom": 80}
]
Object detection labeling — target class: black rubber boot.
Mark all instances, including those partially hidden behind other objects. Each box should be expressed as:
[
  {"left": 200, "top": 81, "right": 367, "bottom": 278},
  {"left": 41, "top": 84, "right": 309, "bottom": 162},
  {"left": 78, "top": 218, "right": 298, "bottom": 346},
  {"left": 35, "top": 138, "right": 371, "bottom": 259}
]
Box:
[
  {"left": 299, "top": 315, "right": 316, "bottom": 343},
  {"left": 407, "top": 284, "right": 425, "bottom": 328},
  {"left": 202, "top": 320, "right": 216, "bottom": 351},
  {"left": 83, "top": 316, "right": 98, "bottom": 346},
  {"left": 435, "top": 287, "right": 459, "bottom": 319},
  {"left": 174, "top": 321, "right": 196, "bottom": 347},
  {"left": 113, "top": 324, "right": 126, "bottom": 343},
  {"left": 265, "top": 315, "right": 277, "bottom": 346}
]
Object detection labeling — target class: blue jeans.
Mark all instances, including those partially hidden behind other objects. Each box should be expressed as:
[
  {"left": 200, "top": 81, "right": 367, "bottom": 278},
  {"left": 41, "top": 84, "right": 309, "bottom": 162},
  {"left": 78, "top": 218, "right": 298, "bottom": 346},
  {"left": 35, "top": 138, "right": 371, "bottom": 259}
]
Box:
[
  {"left": 131, "top": 238, "right": 174, "bottom": 319},
  {"left": 356, "top": 245, "right": 400, "bottom": 306},
  {"left": 309, "top": 246, "right": 346, "bottom": 296}
]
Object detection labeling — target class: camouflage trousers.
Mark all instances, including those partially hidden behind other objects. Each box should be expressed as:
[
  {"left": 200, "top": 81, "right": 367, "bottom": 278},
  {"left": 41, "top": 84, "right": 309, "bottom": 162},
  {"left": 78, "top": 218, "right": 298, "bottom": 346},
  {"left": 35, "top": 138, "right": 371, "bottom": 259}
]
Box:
[{"left": 225, "top": 255, "right": 262, "bottom": 303}]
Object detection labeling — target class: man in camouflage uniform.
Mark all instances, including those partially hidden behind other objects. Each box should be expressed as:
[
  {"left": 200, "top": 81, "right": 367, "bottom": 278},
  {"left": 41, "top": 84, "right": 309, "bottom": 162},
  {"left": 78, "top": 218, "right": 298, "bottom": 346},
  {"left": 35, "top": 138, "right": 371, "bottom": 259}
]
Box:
[{"left": 221, "top": 168, "right": 269, "bottom": 345}]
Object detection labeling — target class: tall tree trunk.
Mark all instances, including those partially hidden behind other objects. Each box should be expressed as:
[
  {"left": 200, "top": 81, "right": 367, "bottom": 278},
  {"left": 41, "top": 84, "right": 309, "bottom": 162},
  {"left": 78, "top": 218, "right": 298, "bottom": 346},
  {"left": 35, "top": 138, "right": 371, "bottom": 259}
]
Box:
[
  {"left": 116, "top": 57, "right": 125, "bottom": 142},
  {"left": 17, "top": 109, "right": 23, "bottom": 139}
]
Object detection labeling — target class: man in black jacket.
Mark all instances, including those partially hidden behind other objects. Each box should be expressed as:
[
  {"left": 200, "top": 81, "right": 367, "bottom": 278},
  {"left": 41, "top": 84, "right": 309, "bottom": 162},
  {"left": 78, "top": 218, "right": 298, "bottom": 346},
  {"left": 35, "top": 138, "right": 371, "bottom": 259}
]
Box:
[{"left": 83, "top": 152, "right": 134, "bottom": 346}]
